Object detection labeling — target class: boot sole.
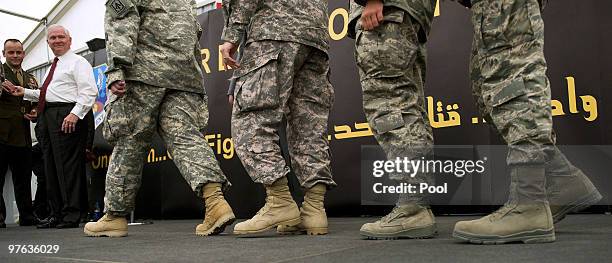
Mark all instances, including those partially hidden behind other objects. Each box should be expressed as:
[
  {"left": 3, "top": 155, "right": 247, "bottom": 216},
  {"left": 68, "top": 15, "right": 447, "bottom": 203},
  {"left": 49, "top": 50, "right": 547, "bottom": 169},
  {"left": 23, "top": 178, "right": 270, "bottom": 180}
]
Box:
[
  {"left": 453, "top": 228, "right": 555, "bottom": 245},
  {"left": 196, "top": 213, "right": 236, "bottom": 236},
  {"left": 553, "top": 189, "right": 603, "bottom": 223},
  {"left": 233, "top": 217, "right": 301, "bottom": 236},
  {"left": 84, "top": 229, "right": 128, "bottom": 238},
  {"left": 359, "top": 224, "right": 437, "bottom": 240},
  {"left": 277, "top": 226, "right": 328, "bottom": 236}
]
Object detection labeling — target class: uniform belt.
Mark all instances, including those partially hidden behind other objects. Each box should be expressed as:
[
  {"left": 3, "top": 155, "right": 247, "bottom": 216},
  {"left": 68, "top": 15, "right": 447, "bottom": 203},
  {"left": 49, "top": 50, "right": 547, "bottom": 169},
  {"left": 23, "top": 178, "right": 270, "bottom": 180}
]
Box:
[{"left": 46, "top": 102, "right": 75, "bottom": 108}]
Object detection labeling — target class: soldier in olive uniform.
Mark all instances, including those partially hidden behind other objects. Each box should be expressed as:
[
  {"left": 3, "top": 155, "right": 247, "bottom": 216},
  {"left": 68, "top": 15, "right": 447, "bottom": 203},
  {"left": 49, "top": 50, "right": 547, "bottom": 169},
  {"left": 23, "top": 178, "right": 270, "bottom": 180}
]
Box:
[
  {"left": 348, "top": 0, "right": 437, "bottom": 239},
  {"left": 449, "top": 0, "right": 601, "bottom": 244},
  {"left": 221, "top": 0, "right": 336, "bottom": 235},
  {"left": 84, "top": 0, "right": 235, "bottom": 237},
  {"left": 0, "top": 39, "right": 39, "bottom": 228}
]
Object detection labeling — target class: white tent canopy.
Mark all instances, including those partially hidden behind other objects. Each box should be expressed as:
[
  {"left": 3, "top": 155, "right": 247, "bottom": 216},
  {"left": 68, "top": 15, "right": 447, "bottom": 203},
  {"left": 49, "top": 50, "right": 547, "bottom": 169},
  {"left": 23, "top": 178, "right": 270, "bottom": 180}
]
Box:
[
  {"left": 0, "top": 0, "right": 61, "bottom": 62},
  {"left": 0, "top": 0, "right": 218, "bottom": 69}
]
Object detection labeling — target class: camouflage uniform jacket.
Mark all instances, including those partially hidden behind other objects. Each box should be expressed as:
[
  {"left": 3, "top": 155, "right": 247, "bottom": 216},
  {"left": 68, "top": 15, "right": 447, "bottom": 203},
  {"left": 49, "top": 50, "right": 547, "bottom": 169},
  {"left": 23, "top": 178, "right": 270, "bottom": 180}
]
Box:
[
  {"left": 104, "top": 0, "right": 206, "bottom": 94},
  {"left": 350, "top": 0, "right": 436, "bottom": 41},
  {"left": 221, "top": 0, "right": 330, "bottom": 53}
]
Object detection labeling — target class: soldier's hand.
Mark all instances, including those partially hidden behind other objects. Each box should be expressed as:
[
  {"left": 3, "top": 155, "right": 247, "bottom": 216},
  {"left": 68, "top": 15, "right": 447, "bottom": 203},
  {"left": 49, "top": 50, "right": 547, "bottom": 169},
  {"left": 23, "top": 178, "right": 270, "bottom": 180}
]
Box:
[
  {"left": 228, "top": 94, "right": 234, "bottom": 107},
  {"left": 2, "top": 81, "right": 24, "bottom": 96},
  {"left": 220, "top": 42, "right": 240, "bottom": 69},
  {"left": 24, "top": 109, "right": 37, "bottom": 121},
  {"left": 110, "top": 80, "right": 127, "bottom": 97},
  {"left": 361, "top": 0, "right": 384, "bottom": 31},
  {"left": 62, "top": 113, "right": 79, "bottom": 134}
]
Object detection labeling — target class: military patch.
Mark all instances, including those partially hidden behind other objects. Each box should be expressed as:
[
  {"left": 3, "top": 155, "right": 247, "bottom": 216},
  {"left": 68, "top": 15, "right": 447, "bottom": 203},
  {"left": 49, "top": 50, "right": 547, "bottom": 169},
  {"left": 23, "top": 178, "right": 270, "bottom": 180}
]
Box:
[
  {"left": 28, "top": 77, "right": 38, "bottom": 89},
  {"left": 106, "top": 0, "right": 131, "bottom": 17}
]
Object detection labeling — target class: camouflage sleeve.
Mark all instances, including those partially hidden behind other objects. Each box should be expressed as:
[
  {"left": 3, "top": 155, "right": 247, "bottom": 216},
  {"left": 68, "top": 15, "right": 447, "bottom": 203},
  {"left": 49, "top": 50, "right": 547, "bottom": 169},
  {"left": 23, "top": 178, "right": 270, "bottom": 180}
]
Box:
[
  {"left": 194, "top": 23, "right": 207, "bottom": 93},
  {"left": 104, "top": 0, "right": 140, "bottom": 86},
  {"left": 348, "top": 2, "right": 363, "bottom": 39},
  {"left": 221, "top": 0, "right": 261, "bottom": 44}
]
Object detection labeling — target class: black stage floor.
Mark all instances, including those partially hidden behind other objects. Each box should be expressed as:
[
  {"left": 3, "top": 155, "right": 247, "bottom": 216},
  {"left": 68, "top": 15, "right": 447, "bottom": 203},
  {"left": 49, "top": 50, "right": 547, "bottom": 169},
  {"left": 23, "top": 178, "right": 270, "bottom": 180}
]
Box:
[{"left": 1, "top": 215, "right": 611, "bottom": 262}]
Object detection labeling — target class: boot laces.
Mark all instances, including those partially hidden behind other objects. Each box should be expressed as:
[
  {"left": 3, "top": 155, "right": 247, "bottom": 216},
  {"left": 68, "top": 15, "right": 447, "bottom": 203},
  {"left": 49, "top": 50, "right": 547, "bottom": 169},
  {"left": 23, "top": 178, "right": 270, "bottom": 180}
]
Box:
[
  {"left": 489, "top": 204, "right": 515, "bottom": 221},
  {"left": 255, "top": 195, "right": 273, "bottom": 216},
  {"left": 380, "top": 206, "right": 405, "bottom": 223}
]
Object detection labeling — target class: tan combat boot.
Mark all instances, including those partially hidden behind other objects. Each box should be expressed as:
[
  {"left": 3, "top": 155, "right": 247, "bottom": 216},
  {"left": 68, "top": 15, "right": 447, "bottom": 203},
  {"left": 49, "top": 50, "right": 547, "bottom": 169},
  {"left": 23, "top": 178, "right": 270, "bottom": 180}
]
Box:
[
  {"left": 196, "top": 183, "right": 236, "bottom": 236},
  {"left": 360, "top": 204, "right": 436, "bottom": 240},
  {"left": 277, "top": 183, "right": 328, "bottom": 235},
  {"left": 84, "top": 214, "right": 128, "bottom": 237},
  {"left": 545, "top": 149, "right": 602, "bottom": 223},
  {"left": 233, "top": 177, "right": 300, "bottom": 235},
  {"left": 453, "top": 165, "right": 555, "bottom": 244}
]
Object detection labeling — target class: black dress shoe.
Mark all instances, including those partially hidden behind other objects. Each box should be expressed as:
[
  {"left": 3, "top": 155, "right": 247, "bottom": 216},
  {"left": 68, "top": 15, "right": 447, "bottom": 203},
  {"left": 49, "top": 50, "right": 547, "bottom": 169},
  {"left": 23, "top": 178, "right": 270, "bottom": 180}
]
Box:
[
  {"left": 56, "top": 221, "right": 79, "bottom": 229},
  {"left": 0, "top": 222, "right": 6, "bottom": 228},
  {"left": 19, "top": 216, "right": 40, "bottom": 226},
  {"left": 37, "top": 217, "right": 59, "bottom": 229}
]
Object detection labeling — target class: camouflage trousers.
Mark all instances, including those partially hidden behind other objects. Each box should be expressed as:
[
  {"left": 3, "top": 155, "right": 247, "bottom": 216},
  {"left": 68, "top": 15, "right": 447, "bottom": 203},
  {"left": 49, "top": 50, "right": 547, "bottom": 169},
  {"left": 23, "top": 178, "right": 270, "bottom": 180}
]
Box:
[
  {"left": 355, "top": 7, "right": 433, "bottom": 189},
  {"left": 470, "top": 0, "right": 555, "bottom": 165},
  {"left": 102, "top": 81, "right": 226, "bottom": 216},
  {"left": 231, "top": 41, "right": 336, "bottom": 189}
]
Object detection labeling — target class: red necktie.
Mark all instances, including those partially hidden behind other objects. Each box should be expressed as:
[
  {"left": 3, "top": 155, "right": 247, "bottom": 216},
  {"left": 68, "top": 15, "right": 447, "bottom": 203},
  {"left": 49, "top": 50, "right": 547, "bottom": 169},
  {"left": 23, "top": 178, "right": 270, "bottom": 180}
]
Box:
[{"left": 37, "top": 57, "right": 59, "bottom": 114}]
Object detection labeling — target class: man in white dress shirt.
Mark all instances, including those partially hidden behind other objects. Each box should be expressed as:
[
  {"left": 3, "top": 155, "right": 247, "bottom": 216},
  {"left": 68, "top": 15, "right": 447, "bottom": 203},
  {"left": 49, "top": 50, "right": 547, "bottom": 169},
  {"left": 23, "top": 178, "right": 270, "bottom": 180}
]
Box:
[{"left": 3, "top": 24, "right": 98, "bottom": 228}]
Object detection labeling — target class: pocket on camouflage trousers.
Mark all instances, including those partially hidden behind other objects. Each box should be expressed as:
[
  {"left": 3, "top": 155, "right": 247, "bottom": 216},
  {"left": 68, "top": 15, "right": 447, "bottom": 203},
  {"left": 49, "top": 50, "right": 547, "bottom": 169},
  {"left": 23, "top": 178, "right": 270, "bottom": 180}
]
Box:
[
  {"left": 233, "top": 49, "right": 282, "bottom": 112},
  {"left": 476, "top": 0, "right": 537, "bottom": 52},
  {"left": 355, "top": 9, "right": 417, "bottom": 79},
  {"left": 102, "top": 95, "right": 130, "bottom": 144},
  {"left": 373, "top": 111, "right": 405, "bottom": 134}
]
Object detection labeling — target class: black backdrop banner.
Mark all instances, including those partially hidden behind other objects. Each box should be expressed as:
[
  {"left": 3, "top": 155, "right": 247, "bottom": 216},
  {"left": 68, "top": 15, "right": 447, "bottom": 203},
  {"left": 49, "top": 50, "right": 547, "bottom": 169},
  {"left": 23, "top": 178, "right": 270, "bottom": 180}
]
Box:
[{"left": 89, "top": 0, "right": 611, "bottom": 219}]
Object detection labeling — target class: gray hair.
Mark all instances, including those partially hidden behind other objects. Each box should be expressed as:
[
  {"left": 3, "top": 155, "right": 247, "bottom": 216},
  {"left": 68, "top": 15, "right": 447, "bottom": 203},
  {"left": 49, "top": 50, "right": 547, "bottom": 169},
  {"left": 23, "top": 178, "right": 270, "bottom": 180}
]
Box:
[{"left": 47, "top": 24, "right": 71, "bottom": 38}]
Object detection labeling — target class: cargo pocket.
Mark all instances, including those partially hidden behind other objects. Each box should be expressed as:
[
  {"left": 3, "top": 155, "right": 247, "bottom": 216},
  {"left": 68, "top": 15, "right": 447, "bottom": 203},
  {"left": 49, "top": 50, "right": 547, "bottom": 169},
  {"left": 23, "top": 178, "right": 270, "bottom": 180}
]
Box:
[
  {"left": 479, "top": 1, "right": 538, "bottom": 52},
  {"left": 479, "top": 2, "right": 511, "bottom": 52},
  {"left": 487, "top": 78, "right": 538, "bottom": 133},
  {"left": 373, "top": 111, "right": 404, "bottom": 134},
  {"left": 102, "top": 94, "right": 128, "bottom": 144},
  {"left": 246, "top": 141, "right": 276, "bottom": 155},
  {"left": 195, "top": 94, "right": 210, "bottom": 130},
  {"left": 355, "top": 9, "right": 417, "bottom": 79},
  {"left": 233, "top": 49, "right": 282, "bottom": 112},
  {"left": 488, "top": 78, "right": 529, "bottom": 108}
]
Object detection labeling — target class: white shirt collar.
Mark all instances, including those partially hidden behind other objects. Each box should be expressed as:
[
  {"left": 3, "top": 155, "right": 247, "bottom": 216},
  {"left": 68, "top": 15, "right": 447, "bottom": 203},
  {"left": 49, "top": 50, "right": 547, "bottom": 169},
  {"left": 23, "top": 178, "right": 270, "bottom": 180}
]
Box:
[{"left": 55, "top": 49, "right": 74, "bottom": 61}]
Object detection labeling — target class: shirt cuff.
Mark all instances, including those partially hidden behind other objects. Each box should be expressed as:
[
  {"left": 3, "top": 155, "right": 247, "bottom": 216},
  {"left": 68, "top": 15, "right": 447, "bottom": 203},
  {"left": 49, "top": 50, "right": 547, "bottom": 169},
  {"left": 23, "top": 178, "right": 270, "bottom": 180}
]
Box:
[
  {"left": 23, "top": 88, "right": 40, "bottom": 102},
  {"left": 70, "top": 104, "right": 89, "bottom": 120},
  {"left": 106, "top": 69, "right": 125, "bottom": 87}
]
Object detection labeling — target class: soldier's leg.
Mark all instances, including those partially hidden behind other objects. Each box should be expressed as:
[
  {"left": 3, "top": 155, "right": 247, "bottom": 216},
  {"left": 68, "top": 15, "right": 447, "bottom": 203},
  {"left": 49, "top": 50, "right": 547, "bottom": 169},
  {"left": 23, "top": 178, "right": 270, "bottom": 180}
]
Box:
[
  {"left": 9, "top": 146, "right": 36, "bottom": 225},
  {"left": 84, "top": 81, "right": 165, "bottom": 237},
  {"left": 231, "top": 41, "right": 306, "bottom": 235},
  {"left": 285, "top": 49, "right": 335, "bottom": 189},
  {"left": 278, "top": 47, "right": 335, "bottom": 235},
  {"left": 355, "top": 7, "right": 435, "bottom": 240},
  {"left": 546, "top": 147, "right": 601, "bottom": 223},
  {"left": 158, "top": 91, "right": 234, "bottom": 236},
  {"left": 0, "top": 145, "right": 8, "bottom": 226},
  {"left": 454, "top": 0, "right": 555, "bottom": 244}
]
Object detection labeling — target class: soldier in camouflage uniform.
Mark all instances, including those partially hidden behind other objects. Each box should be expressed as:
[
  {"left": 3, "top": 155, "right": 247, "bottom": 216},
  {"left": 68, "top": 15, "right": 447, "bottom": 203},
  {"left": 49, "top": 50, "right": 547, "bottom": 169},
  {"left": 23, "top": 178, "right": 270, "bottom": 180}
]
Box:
[
  {"left": 348, "top": 0, "right": 437, "bottom": 239},
  {"left": 84, "top": 0, "right": 235, "bottom": 237},
  {"left": 450, "top": 0, "right": 601, "bottom": 244},
  {"left": 221, "top": 0, "right": 336, "bottom": 235}
]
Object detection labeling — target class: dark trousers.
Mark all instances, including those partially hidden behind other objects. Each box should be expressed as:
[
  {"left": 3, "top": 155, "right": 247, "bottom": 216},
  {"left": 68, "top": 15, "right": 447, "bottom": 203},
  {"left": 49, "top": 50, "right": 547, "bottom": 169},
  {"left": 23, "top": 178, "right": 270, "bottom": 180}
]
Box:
[
  {"left": 35, "top": 103, "right": 87, "bottom": 224},
  {"left": 0, "top": 143, "right": 35, "bottom": 224},
  {"left": 31, "top": 143, "right": 49, "bottom": 219}
]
